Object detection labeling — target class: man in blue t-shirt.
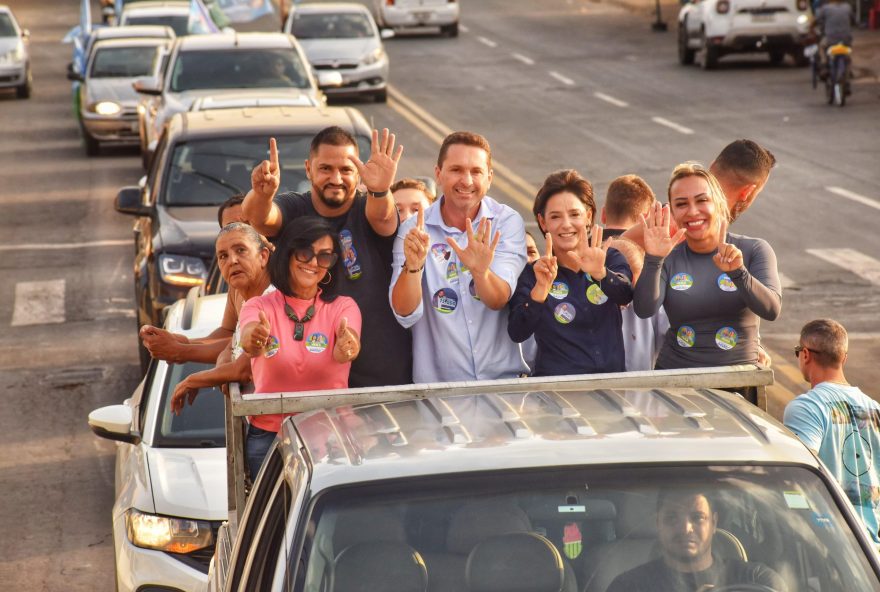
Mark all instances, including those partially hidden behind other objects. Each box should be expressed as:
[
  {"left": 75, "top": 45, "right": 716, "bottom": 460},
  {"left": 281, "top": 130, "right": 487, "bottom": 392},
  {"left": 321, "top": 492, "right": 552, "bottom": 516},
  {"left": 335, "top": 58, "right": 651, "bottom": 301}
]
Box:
[{"left": 784, "top": 319, "right": 880, "bottom": 543}]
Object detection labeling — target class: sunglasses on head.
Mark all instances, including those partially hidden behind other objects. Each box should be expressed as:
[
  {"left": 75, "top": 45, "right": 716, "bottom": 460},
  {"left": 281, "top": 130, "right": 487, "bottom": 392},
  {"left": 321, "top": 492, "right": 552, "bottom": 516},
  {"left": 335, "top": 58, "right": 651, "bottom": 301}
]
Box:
[
  {"left": 794, "top": 344, "right": 821, "bottom": 358},
  {"left": 293, "top": 247, "right": 338, "bottom": 269}
]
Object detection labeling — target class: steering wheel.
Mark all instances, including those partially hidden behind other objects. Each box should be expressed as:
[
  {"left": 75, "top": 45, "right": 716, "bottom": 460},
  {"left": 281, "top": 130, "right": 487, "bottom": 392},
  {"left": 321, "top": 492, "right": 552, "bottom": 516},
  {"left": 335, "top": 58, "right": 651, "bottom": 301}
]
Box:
[{"left": 705, "top": 585, "right": 780, "bottom": 592}]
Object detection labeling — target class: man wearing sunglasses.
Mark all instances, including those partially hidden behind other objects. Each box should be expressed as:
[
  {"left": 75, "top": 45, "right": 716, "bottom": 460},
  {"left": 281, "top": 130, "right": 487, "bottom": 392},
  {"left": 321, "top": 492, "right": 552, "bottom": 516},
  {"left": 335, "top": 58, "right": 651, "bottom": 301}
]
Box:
[{"left": 784, "top": 319, "right": 880, "bottom": 543}]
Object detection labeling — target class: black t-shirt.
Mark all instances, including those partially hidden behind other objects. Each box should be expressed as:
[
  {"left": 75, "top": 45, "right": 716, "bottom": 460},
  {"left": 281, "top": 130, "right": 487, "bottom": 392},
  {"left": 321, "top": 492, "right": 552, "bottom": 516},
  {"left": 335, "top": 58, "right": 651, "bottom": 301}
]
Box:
[
  {"left": 275, "top": 191, "right": 412, "bottom": 387},
  {"left": 607, "top": 556, "right": 788, "bottom": 592}
]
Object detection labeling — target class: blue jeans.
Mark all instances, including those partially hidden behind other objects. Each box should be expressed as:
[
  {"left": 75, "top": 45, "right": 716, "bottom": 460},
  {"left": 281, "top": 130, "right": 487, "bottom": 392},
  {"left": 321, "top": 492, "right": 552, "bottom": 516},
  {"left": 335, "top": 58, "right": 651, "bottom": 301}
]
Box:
[{"left": 246, "top": 424, "right": 276, "bottom": 481}]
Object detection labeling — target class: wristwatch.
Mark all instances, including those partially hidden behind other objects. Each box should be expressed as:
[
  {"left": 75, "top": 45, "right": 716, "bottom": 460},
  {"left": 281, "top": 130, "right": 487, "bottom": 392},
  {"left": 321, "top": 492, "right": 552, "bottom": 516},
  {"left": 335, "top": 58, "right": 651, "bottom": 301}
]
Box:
[{"left": 368, "top": 189, "right": 389, "bottom": 198}]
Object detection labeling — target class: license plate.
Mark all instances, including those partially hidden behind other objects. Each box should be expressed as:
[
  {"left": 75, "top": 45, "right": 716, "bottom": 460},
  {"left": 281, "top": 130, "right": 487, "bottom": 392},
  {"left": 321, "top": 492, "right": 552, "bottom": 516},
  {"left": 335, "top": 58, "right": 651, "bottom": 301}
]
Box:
[
  {"left": 413, "top": 11, "right": 431, "bottom": 21},
  {"left": 751, "top": 13, "right": 775, "bottom": 22}
]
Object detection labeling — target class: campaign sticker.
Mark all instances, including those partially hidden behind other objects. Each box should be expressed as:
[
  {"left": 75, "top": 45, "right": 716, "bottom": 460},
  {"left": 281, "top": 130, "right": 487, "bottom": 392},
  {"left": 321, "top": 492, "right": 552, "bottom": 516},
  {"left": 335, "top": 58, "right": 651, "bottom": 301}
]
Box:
[
  {"left": 549, "top": 281, "right": 569, "bottom": 300},
  {"left": 305, "top": 333, "right": 329, "bottom": 354},
  {"left": 338, "top": 230, "right": 362, "bottom": 280},
  {"left": 554, "top": 302, "right": 576, "bottom": 324},
  {"left": 715, "top": 326, "right": 738, "bottom": 350},
  {"left": 263, "top": 335, "right": 280, "bottom": 358},
  {"left": 446, "top": 261, "right": 459, "bottom": 282},
  {"left": 717, "top": 273, "right": 738, "bottom": 292},
  {"left": 586, "top": 283, "right": 608, "bottom": 305},
  {"left": 783, "top": 491, "right": 811, "bottom": 510},
  {"left": 676, "top": 325, "right": 696, "bottom": 348},
  {"left": 468, "top": 279, "right": 481, "bottom": 301},
  {"left": 431, "top": 243, "right": 450, "bottom": 261},
  {"left": 669, "top": 272, "right": 694, "bottom": 291},
  {"left": 460, "top": 263, "right": 470, "bottom": 275},
  {"left": 432, "top": 288, "right": 459, "bottom": 314}
]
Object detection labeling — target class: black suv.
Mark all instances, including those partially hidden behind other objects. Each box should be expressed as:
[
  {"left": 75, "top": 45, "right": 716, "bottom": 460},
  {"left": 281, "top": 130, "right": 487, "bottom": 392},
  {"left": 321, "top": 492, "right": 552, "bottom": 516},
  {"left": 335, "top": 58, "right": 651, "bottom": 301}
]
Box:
[{"left": 115, "top": 104, "right": 372, "bottom": 367}]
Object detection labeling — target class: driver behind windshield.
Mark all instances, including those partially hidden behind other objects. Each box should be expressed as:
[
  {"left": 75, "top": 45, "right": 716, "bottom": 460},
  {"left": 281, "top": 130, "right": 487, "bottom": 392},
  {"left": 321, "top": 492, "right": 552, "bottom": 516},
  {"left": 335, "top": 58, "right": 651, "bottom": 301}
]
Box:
[{"left": 607, "top": 490, "right": 788, "bottom": 592}]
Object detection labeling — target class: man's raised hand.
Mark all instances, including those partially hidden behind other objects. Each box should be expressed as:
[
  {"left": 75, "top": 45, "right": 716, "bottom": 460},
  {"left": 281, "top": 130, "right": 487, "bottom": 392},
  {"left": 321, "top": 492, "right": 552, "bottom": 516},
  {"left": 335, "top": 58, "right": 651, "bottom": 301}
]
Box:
[
  {"left": 403, "top": 207, "right": 430, "bottom": 271},
  {"left": 447, "top": 217, "right": 501, "bottom": 277},
  {"left": 347, "top": 128, "right": 403, "bottom": 194},
  {"left": 530, "top": 233, "right": 558, "bottom": 303},
  {"left": 642, "top": 202, "right": 686, "bottom": 259},
  {"left": 251, "top": 137, "right": 281, "bottom": 202}
]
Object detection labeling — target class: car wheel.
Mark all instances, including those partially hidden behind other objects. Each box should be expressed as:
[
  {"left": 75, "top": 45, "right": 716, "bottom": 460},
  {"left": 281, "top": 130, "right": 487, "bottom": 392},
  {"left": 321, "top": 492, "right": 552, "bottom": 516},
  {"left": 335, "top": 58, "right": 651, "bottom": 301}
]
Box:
[
  {"left": 700, "top": 30, "right": 719, "bottom": 70},
  {"left": 768, "top": 49, "right": 785, "bottom": 65},
  {"left": 83, "top": 130, "right": 100, "bottom": 156},
  {"left": 441, "top": 22, "right": 459, "bottom": 38},
  {"left": 16, "top": 68, "right": 31, "bottom": 99},
  {"left": 678, "top": 22, "right": 695, "bottom": 65},
  {"left": 374, "top": 89, "right": 388, "bottom": 103}
]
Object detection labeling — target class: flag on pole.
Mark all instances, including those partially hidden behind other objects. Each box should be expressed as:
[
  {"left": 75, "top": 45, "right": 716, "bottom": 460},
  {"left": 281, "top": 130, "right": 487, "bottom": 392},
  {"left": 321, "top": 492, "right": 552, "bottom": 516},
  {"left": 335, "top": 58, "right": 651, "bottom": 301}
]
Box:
[
  {"left": 214, "top": 0, "right": 275, "bottom": 24},
  {"left": 189, "top": 0, "right": 223, "bottom": 34}
]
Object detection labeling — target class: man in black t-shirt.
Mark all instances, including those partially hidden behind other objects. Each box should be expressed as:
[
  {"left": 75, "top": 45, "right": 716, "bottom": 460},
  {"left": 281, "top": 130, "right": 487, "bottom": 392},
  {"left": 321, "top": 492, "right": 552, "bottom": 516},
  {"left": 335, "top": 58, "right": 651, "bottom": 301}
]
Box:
[
  {"left": 607, "top": 490, "right": 787, "bottom": 592},
  {"left": 242, "top": 127, "right": 412, "bottom": 388}
]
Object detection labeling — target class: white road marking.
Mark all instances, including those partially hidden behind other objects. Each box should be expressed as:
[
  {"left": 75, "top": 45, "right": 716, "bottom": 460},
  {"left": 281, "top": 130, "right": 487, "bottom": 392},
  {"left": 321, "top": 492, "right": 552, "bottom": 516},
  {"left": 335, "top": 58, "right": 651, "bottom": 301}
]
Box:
[
  {"left": 594, "top": 92, "right": 629, "bottom": 107},
  {"left": 549, "top": 71, "right": 575, "bottom": 85},
  {"left": 459, "top": 24, "right": 469, "bottom": 33},
  {"left": 0, "top": 239, "right": 130, "bottom": 252},
  {"left": 512, "top": 52, "right": 535, "bottom": 65},
  {"left": 826, "top": 186, "right": 880, "bottom": 212},
  {"left": 806, "top": 248, "right": 880, "bottom": 286},
  {"left": 11, "top": 280, "right": 66, "bottom": 327},
  {"left": 477, "top": 36, "right": 497, "bottom": 48},
  {"left": 777, "top": 272, "right": 796, "bottom": 290},
  {"left": 651, "top": 116, "right": 694, "bottom": 135}
]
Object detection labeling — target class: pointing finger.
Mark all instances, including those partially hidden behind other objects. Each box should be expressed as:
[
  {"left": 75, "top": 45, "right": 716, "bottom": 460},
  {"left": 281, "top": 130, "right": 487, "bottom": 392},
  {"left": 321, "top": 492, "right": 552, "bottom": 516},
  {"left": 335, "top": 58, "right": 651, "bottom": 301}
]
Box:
[
  {"left": 269, "top": 137, "right": 278, "bottom": 172},
  {"left": 417, "top": 206, "right": 425, "bottom": 232},
  {"left": 545, "top": 233, "right": 553, "bottom": 258},
  {"left": 719, "top": 217, "right": 729, "bottom": 243}
]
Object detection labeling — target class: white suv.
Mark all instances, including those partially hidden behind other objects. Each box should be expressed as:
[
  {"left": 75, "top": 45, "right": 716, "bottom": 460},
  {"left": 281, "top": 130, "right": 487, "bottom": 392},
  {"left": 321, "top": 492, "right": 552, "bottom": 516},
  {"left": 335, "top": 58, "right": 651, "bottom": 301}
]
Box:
[{"left": 678, "top": 0, "right": 811, "bottom": 69}]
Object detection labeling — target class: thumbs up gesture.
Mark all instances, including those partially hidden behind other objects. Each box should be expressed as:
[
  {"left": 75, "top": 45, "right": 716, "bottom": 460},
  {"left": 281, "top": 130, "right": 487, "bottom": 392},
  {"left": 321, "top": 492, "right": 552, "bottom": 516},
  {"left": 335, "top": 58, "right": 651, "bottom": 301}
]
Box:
[
  {"left": 333, "top": 316, "right": 360, "bottom": 363},
  {"left": 712, "top": 219, "right": 743, "bottom": 272},
  {"left": 243, "top": 310, "right": 272, "bottom": 357}
]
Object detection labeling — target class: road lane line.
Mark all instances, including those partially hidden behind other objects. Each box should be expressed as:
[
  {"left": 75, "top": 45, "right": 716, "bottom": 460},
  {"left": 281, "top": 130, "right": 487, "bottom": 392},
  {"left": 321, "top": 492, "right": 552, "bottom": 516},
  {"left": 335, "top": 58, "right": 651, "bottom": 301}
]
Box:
[
  {"left": 459, "top": 24, "right": 469, "bottom": 33},
  {"left": 512, "top": 52, "right": 535, "bottom": 65},
  {"left": 593, "top": 92, "right": 629, "bottom": 108},
  {"left": 806, "top": 248, "right": 880, "bottom": 285},
  {"left": 549, "top": 71, "right": 575, "bottom": 85},
  {"left": 477, "top": 36, "right": 497, "bottom": 48},
  {"left": 0, "top": 239, "right": 130, "bottom": 252},
  {"left": 827, "top": 186, "right": 880, "bottom": 212},
  {"left": 11, "top": 280, "right": 66, "bottom": 327},
  {"left": 651, "top": 117, "right": 694, "bottom": 135}
]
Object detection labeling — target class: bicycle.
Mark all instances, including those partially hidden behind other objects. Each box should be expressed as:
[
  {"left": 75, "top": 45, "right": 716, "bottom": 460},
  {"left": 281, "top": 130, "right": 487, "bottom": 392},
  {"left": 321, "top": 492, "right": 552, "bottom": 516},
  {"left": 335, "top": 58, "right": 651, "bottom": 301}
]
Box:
[{"left": 825, "top": 43, "right": 852, "bottom": 107}]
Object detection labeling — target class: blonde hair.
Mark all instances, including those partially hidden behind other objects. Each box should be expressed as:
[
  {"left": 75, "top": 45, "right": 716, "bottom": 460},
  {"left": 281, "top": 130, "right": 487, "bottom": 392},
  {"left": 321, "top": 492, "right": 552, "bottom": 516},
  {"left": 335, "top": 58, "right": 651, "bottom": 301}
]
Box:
[{"left": 667, "top": 162, "right": 730, "bottom": 231}]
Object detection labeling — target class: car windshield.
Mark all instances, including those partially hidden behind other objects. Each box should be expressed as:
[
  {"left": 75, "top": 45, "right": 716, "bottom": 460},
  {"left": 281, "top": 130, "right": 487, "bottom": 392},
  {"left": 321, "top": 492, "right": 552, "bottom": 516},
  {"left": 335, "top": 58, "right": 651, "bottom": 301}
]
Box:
[
  {"left": 299, "top": 465, "right": 879, "bottom": 592},
  {"left": 0, "top": 13, "right": 17, "bottom": 37},
  {"left": 154, "top": 361, "right": 225, "bottom": 447},
  {"left": 124, "top": 15, "right": 189, "bottom": 37},
  {"left": 292, "top": 12, "right": 373, "bottom": 39},
  {"left": 170, "top": 49, "right": 310, "bottom": 92},
  {"left": 90, "top": 45, "right": 159, "bottom": 78},
  {"left": 163, "top": 134, "right": 371, "bottom": 206}
]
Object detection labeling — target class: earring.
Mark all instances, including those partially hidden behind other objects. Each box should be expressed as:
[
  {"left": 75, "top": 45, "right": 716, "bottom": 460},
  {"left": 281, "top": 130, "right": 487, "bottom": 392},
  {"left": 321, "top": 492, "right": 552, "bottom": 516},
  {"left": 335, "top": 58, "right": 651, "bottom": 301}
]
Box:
[{"left": 320, "top": 270, "right": 332, "bottom": 285}]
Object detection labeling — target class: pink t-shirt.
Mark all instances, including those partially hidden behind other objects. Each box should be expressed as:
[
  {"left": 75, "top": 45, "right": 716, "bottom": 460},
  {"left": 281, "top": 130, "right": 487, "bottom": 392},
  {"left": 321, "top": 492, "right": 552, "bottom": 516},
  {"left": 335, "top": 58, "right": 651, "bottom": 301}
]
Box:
[{"left": 239, "top": 289, "right": 362, "bottom": 432}]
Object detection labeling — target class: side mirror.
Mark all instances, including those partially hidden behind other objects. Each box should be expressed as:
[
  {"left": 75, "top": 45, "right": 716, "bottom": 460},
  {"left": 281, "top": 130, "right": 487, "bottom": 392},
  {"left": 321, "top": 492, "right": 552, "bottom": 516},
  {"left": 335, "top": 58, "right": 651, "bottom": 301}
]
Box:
[
  {"left": 133, "top": 77, "right": 162, "bottom": 96},
  {"left": 115, "top": 186, "right": 151, "bottom": 216},
  {"left": 316, "top": 70, "right": 343, "bottom": 88},
  {"left": 66, "top": 62, "right": 83, "bottom": 82},
  {"left": 21, "top": 29, "right": 30, "bottom": 40},
  {"left": 380, "top": 28, "right": 395, "bottom": 40},
  {"left": 88, "top": 405, "right": 141, "bottom": 445}
]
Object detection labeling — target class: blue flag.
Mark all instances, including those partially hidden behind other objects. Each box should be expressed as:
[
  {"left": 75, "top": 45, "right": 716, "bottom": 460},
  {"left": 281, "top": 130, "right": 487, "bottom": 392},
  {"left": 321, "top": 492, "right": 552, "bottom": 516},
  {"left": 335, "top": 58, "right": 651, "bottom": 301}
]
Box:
[{"left": 189, "top": 0, "right": 222, "bottom": 34}]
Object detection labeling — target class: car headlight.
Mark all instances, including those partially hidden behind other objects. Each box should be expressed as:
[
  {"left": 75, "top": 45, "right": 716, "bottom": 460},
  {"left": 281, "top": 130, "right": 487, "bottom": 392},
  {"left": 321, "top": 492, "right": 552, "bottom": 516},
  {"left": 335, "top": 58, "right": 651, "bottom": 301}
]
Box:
[
  {"left": 7, "top": 44, "right": 24, "bottom": 63},
  {"left": 125, "top": 509, "right": 213, "bottom": 553},
  {"left": 158, "top": 254, "right": 207, "bottom": 287},
  {"left": 362, "top": 47, "right": 385, "bottom": 66},
  {"left": 92, "top": 101, "right": 122, "bottom": 116}
]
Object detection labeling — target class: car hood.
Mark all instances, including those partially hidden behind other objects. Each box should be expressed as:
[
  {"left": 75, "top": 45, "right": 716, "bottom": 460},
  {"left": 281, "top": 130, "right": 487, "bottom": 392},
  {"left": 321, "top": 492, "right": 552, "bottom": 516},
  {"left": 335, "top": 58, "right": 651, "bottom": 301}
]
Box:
[
  {"left": 145, "top": 447, "right": 227, "bottom": 520},
  {"left": 158, "top": 206, "right": 222, "bottom": 261},
  {"left": 299, "top": 38, "right": 377, "bottom": 62},
  {"left": 85, "top": 78, "right": 140, "bottom": 105}
]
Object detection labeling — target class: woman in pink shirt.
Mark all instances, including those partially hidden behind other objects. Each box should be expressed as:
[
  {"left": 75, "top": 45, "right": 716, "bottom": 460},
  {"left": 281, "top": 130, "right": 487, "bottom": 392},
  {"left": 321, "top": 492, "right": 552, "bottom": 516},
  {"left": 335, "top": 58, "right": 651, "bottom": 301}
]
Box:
[{"left": 239, "top": 216, "right": 362, "bottom": 478}]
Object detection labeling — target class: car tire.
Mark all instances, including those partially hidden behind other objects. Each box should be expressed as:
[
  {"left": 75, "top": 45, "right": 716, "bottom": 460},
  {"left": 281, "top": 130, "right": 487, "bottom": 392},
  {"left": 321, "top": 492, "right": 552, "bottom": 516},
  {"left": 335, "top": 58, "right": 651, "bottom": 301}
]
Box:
[
  {"left": 83, "top": 130, "right": 100, "bottom": 156},
  {"left": 678, "top": 22, "right": 695, "bottom": 65},
  {"left": 700, "top": 30, "right": 719, "bottom": 70},
  {"left": 768, "top": 49, "right": 785, "bottom": 65},
  {"left": 374, "top": 89, "right": 388, "bottom": 103},
  {"left": 441, "top": 22, "right": 459, "bottom": 38},
  {"left": 16, "top": 67, "right": 31, "bottom": 99}
]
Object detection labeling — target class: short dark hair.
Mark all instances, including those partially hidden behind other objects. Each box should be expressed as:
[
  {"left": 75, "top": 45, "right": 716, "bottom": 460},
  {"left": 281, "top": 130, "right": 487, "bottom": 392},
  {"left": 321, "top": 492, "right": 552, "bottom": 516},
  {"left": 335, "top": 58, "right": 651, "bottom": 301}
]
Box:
[
  {"left": 604, "top": 175, "right": 656, "bottom": 225},
  {"left": 532, "top": 169, "right": 595, "bottom": 228},
  {"left": 657, "top": 489, "right": 716, "bottom": 516},
  {"left": 310, "top": 126, "right": 358, "bottom": 158},
  {"left": 801, "top": 319, "right": 848, "bottom": 368},
  {"left": 712, "top": 139, "right": 776, "bottom": 186},
  {"left": 437, "top": 131, "right": 492, "bottom": 170},
  {"left": 268, "top": 216, "right": 341, "bottom": 302},
  {"left": 217, "top": 194, "right": 245, "bottom": 227},
  {"left": 391, "top": 177, "right": 436, "bottom": 202}
]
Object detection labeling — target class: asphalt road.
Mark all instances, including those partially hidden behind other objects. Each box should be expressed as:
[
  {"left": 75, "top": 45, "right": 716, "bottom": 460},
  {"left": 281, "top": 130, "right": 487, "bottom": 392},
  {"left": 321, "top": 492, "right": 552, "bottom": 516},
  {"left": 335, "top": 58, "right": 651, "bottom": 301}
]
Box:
[{"left": 0, "top": 0, "right": 877, "bottom": 589}]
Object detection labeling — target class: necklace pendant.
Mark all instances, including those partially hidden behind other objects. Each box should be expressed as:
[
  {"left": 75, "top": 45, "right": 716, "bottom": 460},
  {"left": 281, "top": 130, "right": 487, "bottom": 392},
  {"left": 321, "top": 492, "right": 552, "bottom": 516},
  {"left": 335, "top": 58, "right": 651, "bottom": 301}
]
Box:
[{"left": 293, "top": 322, "right": 304, "bottom": 341}]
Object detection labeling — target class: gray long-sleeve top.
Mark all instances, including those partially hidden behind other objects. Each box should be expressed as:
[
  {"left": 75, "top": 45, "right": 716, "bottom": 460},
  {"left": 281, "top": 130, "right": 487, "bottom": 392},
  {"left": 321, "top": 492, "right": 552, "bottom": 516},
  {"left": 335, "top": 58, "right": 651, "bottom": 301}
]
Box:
[{"left": 633, "top": 232, "right": 781, "bottom": 369}]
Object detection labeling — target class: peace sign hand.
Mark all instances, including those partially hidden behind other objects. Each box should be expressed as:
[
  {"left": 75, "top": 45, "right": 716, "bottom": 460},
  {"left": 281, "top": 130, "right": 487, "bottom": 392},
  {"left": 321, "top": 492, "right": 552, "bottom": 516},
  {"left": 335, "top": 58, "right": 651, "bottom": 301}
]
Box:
[
  {"left": 251, "top": 137, "right": 281, "bottom": 202},
  {"left": 403, "top": 207, "right": 430, "bottom": 270},
  {"left": 447, "top": 217, "right": 501, "bottom": 277},
  {"left": 348, "top": 128, "right": 403, "bottom": 194},
  {"left": 568, "top": 225, "right": 611, "bottom": 279},
  {"left": 530, "top": 233, "right": 558, "bottom": 303},
  {"left": 712, "top": 219, "right": 743, "bottom": 272},
  {"left": 642, "top": 202, "right": 686, "bottom": 259},
  {"left": 333, "top": 317, "right": 360, "bottom": 363}
]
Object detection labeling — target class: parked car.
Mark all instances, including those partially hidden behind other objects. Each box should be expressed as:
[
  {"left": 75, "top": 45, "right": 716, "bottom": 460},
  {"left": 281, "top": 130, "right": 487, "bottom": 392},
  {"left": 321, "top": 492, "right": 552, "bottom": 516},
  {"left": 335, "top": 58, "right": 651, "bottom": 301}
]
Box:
[
  {"left": 678, "top": 0, "right": 811, "bottom": 69},
  {"left": 208, "top": 370, "right": 880, "bottom": 591},
  {"left": 134, "top": 32, "right": 338, "bottom": 168},
  {"left": 88, "top": 292, "right": 228, "bottom": 592},
  {"left": 372, "top": 0, "right": 460, "bottom": 37},
  {"left": 0, "top": 5, "right": 31, "bottom": 99},
  {"left": 119, "top": 0, "right": 190, "bottom": 37},
  {"left": 70, "top": 36, "right": 169, "bottom": 155},
  {"left": 114, "top": 104, "right": 372, "bottom": 369},
  {"left": 284, "top": 2, "right": 392, "bottom": 103}
]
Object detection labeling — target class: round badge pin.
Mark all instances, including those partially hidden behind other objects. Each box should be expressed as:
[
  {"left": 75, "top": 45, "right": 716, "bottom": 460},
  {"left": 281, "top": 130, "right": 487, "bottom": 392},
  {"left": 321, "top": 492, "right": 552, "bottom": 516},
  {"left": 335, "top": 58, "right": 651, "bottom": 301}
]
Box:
[
  {"left": 676, "top": 325, "right": 696, "bottom": 348},
  {"left": 715, "top": 326, "right": 738, "bottom": 350},
  {"left": 263, "top": 335, "right": 280, "bottom": 358},
  {"left": 432, "top": 288, "right": 459, "bottom": 314},
  {"left": 431, "top": 243, "right": 450, "bottom": 261},
  {"left": 305, "top": 333, "right": 329, "bottom": 354},
  {"left": 468, "top": 279, "right": 481, "bottom": 301},
  {"left": 549, "top": 281, "right": 569, "bottom": 300},
  {"left": 554, "top": 302, "right": 576, "bottom": 324},
  {"left": 669, "top": 272, "right": 694, "bottom": 291},
  {"left": 717, "top": 273, "right": 737, "bottom": 292},
  {"left": 446, "top": 261, "right": 459, "bottom": 282},
  {"left": 586, "top": 283, "right": 608, "bottom": 305}
]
